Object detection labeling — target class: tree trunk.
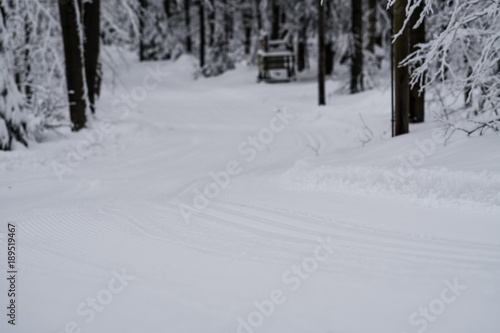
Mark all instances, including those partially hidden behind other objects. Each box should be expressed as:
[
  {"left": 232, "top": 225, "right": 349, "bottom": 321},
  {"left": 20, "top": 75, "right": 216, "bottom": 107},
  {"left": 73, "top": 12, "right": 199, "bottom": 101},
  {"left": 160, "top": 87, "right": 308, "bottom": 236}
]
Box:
[
  {"left": 209, "top": 0, "right": 215, "bottom": 47},
  {"left": 350, "top": 0, "right": 363, "bottom": 94},
  {"left": 83, "top": 0, "right": 100, "bottom": 114},
  {"left": 271, "top": 0, "right": 279, "bottom": 40},
  {"left": 243, "top": 6, "right": 252, "bottom": 54},
  {"left": 24, "top": 12, "right": 32, "bottom": 103},
  {"left": 139, "top": 0, "right": 147, "bottom": 61},
  {"left": 297, "top": 22, "right": 306, "bottom": 72},
  {"left": 223, "top": 0, "right": 229, "bottom": 49},
  {"left": 393, "top": 0, "right": 410, "bottom": 135},
  {"left": 367, "top": 0, "right": 377, "bottom": 53},
  {"left": 58, "top": 0, "right": 88, "bottom": 131},
  {"left": 185, "top": 0, "right": 192, "bottom": 53},
  {"left": 409, "top": 2, "right": 425, "bottom": 123},
  {"left": 317, "top": 0, "right": 325, "bottom": 105},
  {"left": 325, "top": 0, "right": 334, "bottom": 75},
  {"left": 199, "top": 0, "right": 205, "bottom": 68}
]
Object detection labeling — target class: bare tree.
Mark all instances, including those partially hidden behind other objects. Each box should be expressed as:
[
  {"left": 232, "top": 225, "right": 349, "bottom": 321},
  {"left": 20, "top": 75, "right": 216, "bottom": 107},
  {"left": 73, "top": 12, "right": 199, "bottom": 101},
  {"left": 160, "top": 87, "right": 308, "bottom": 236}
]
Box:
[
  {"left": 58, "top": 0, "right": 88, "bottom": 131},
  {"left": 84, "top": 0, "right": 100, "bottom": 113},
  {"left": 317, "top": 0, "right": 325, "bottom": 105},
  {"left": 366, "top": 0, "right": 377, "bottom": 54},
  {"left": 393, "top": 0, "right": 410, "bottom": 135},
  {"left": 185, "top": 0, "right": 192, "bottom": 52},
  {"left": 350, "top": 0, "right": 363, "bottom": 94},
  {"left": 409, "top": 1, "right": 425, "bottom": 123},
  {"left": 199, "top": 0, "right": 205, "bottom": 68}
]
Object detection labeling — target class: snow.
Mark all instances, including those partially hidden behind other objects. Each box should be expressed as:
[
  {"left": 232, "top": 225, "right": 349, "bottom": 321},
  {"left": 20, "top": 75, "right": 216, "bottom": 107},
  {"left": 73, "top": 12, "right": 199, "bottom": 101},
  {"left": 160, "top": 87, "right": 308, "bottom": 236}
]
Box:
[{"left": 0, "top": 53, "right": 499, "bottom": 333}]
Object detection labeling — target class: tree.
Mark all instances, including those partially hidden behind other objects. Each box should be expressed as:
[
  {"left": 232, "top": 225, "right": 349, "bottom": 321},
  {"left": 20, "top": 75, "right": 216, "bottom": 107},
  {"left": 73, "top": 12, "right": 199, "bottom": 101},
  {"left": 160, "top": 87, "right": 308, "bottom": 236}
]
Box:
[
  {"left": 325, "top": 0, "right": 335, "bottom": 75},
  {"left": 317, "top": 0, "right": 325, "bottom": 105},
  {"left": 392, "top": 0, "right": 410, "bottom": 136},
  {"left": 0, "top": 5, "right": 28, "bottom": 150},
  {"left": 409, "top": 1, "right": 424, "bottom": 123},
  {"left": 350, "top": 0, "right": 363, "bottom": 94},
  {"left": 271, "top": 0, "right": 280, "bottom": 39},
  {"left": 185, "top": 0, "right": 192, "bottom": 52},
  {"left": 58, "top": 0, "right": 88, "bottom": 131},
  {"left": 367, "top": 0, "right": 377, "bottom": 54},
  {"left": 199, "top": 0, "right": 205, "bottom": 68},
  {"left": 139, "top": 0, "right": 148, "bottom": 61},
  {"left": 209, "top": 0, "right": 215, "bottom": 46},
  {"left": 392, "top": 0, "right": 499, "bottom": 135},
  {"left": 83, "top": 0, "right": 100, "bottom": 113}
]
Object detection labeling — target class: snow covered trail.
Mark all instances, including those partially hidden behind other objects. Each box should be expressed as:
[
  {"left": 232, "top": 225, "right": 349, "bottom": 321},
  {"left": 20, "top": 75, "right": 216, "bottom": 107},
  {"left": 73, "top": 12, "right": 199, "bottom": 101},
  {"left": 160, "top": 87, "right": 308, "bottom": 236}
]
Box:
[{"left": 0, "top": 55, "right": 499, "bottom": 333}]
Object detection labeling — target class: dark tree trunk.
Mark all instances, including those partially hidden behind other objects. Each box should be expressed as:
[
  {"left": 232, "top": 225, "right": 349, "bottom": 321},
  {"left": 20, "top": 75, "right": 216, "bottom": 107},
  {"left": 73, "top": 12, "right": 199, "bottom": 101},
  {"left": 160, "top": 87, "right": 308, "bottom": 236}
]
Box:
[
  {"left": 367, "top": 0, "right": 377, "bottom": 53},
  {"left": 317, "top": 0, "right": 325, "bottom": 105},
  {"left": 24, "top": 13, "right": 32, "bottom": 103},
  {"left": 350, "top": 0, "right": 363, "bottom": 94},
  {"left": 297, "top": 14, "right": 307, "bottom": 72},
  {"left": 199, "top": 0, "right": 205, "bottom": 68},
  {"left": 409, "top": 2, "right": 425, "bottom": 123},
  {"left": 271, "top": 0, "right": 279, "bottom": 40},
  {"left": 209, "top": 0, "right": 215, "bottom": 47},
  {"left": 243, "top": 6, "right": 252, "bottom": 54},
  {"left": 185, "top": 0, "right": 192, "bottom": 53},
  {"left": 139, "top": 0, "right": 147, "bottom": 61},
  {"left": 393, "top": 0, "right": 410, "bottom": 135},
  {"left": 325, "top": 0, "right": 334, "bottom": 75},
  {"left": 223, "top": 0, "right": 229, "bottom": 48},
  {"left": 83, "top": 0, "right": 100, "bottom": 114},
  {"left": 58, "top": 0, "right": 87, "bottom": 131}
]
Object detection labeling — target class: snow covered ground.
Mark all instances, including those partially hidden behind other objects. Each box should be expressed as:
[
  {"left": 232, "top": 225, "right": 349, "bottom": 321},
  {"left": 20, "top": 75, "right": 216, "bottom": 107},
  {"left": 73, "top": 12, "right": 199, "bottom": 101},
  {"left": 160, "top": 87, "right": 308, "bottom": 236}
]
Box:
[{"left": 1, "top": 54, "right": 499, "bottom": 333}]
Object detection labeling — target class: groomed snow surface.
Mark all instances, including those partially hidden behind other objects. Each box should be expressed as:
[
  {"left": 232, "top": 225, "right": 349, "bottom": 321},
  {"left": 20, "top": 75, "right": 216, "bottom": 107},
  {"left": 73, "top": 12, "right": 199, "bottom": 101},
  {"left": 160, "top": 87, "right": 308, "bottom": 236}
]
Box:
[{"left": 1, "top": 53, "right": 499, "bottom": 333}]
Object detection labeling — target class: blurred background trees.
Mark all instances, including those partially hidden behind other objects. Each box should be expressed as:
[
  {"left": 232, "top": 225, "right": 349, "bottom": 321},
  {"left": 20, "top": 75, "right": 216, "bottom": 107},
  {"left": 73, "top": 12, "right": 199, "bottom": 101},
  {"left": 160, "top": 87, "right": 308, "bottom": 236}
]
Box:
[{"left": 0, "top": 0, "right": 498, "bottom": 150}]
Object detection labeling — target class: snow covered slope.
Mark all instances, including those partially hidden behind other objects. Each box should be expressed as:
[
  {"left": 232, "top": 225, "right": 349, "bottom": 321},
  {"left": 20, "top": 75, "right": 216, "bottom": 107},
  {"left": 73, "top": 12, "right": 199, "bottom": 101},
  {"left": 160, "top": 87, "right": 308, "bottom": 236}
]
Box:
[{"left": 0, "top": 54, "right": 499, "bottom": 333}]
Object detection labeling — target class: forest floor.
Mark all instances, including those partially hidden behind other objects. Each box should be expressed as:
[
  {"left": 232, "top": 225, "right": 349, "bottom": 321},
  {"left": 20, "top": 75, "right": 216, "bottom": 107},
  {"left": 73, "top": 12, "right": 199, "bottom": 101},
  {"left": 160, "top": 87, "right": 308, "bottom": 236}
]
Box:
[{"left": 1, "top": 52, "right": 499, "bottom": 333}]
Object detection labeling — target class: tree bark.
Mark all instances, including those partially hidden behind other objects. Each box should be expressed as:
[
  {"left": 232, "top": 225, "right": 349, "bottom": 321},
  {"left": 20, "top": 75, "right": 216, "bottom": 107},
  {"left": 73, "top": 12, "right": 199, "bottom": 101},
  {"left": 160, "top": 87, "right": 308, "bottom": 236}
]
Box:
[
  {"left": 24, "top": 11, "right": 32, "bottom": 103},
  {"left": 209, "top": 0, "right": 215, "bottom": 47},
  {"left": 350, "top": 0, "right": 363, "bottom": 94},
  {"left": 409, "top": 2, "right": 425, "bottom": 123},
  {"left": 83, "top": 0, "right": 100, "bottom": 113},
  {"left": 317, "top": 0, "right": 325, "bottom": 105},
  {"left": 139, "top": 0, "right": 147, "bottom": 61},
  {"left": 185, "top": 0, "right": 192, "bottom": 53},
  {"left": 393, "top": 0, "right": 410, "bottom": 135},
  {"left": 199, "top": 0, "right": 205, "bottom": 68},
  {"left": 58, "top": 0, "right": 87, "bottom": 131},
  {"left": 367, "top": 0, "right": 377, "bottom": 53},
  {"left": 271, "top": 0, "right": 280, "bottom": 39},
  {"left": 325, "top": 0, "right": 334, "bottom": 75},
  {"left": 243, "top": 5, "right": 252, "bottom": 54},
  {"left": 297, "top": 22, "right": 306, "bottom": 72}
]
